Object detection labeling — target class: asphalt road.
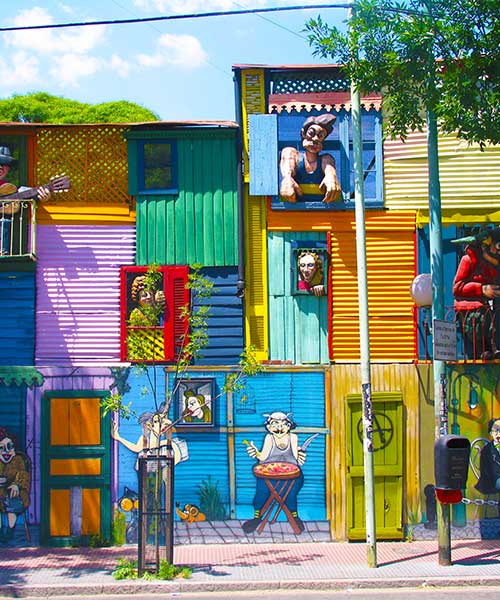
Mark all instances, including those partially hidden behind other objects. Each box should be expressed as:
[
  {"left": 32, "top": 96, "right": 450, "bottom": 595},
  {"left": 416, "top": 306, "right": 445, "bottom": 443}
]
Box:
[{"left": 11, "top": 586, "right": 500, "bottom": 600}]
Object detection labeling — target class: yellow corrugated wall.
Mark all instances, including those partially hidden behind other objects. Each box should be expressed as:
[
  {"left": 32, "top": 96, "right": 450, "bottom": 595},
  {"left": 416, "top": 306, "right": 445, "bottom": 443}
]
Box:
[
  {"left": 241, "top": 68, "right": 269, "bottom": 359},
  {"left": 384, "top": 130, "right": 500, "bottom": 214},
  {"left": 329, "top": 363, "right": 420, "bottom": 540},
  {"left": 330, "top": 210, "right": 416, "bottom": 361}
]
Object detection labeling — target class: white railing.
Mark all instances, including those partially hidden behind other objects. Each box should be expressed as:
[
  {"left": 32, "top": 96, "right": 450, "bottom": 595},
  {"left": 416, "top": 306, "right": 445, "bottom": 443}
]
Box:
[{"left": 0, "top": 199, "right": 36, "bottom": 259}]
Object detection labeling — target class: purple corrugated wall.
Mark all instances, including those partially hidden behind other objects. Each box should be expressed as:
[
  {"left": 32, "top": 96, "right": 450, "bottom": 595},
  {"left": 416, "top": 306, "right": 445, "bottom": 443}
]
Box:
[{"left": 36, "top": 225, "right": 136, "bottom": 365}]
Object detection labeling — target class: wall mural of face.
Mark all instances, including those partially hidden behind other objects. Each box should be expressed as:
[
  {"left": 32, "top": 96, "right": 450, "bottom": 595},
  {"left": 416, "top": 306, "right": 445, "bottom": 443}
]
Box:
[{"left": 0, "top": 435, "right": 15, "bottom": 464}]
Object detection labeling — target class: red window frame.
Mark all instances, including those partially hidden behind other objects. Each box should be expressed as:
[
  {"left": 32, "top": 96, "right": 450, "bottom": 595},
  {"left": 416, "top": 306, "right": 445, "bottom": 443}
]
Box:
[{"left": 120, "top": 265, "right": 190, "bottom": 362}]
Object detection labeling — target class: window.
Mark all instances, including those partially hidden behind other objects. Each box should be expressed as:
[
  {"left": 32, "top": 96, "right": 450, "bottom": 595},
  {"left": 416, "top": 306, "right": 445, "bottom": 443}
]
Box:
[
  {"left": 120, "top": 265, "right": 189, "bottom": 362},
  {"left": 127, "top": 137, "right": 178, "bottom": 195}
]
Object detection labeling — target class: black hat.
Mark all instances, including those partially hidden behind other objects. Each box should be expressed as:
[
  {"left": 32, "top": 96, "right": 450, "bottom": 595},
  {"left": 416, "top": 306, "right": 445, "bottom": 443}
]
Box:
[{"left": 0, "top": 146, "right": 16, "bottom": 166}]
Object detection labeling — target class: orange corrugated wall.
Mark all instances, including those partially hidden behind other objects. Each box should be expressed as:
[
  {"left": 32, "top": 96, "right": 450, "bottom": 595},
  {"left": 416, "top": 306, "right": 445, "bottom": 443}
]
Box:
[{"left": 329, "top": 210, "right": 416, "bottom": 361}]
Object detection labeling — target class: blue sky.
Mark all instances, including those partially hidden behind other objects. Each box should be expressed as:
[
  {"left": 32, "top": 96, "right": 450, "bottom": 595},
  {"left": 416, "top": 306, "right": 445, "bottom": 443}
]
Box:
[{"left": 0, "top": 1, "right": 347, "bottom": 121}]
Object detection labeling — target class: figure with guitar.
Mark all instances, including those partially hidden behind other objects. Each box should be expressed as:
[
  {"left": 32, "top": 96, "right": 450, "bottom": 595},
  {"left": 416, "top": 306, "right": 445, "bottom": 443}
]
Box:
[{"left": 0, "top": 145, "right": 70, "bottom": 256}]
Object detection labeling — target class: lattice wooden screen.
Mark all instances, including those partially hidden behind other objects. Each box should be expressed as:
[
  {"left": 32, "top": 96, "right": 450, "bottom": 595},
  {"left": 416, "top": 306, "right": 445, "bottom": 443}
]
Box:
[{"left": 35, "top": 126, "right": 130, "bottom": 207}]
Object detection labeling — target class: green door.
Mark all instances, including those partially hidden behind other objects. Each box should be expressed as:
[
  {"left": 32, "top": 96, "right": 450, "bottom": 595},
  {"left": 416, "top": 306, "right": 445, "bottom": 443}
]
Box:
[
  {"left": 346, "top": 392, "right": 403, "bottom": 540},
  {"left": 41, "top": 391, "right": 111, "bottom": 546}
]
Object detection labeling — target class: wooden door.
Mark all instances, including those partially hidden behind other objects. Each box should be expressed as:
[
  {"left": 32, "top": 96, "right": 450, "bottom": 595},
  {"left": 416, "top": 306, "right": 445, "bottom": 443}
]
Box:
[
  {"left": 41, "top": 392, "right": 111, "bottom": 546},
  {"left": 346, "top": 392, "right": 404, "bottom": 540}
]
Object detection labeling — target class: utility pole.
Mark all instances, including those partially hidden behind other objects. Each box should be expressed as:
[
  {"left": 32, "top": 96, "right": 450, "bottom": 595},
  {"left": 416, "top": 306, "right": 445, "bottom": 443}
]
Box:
[
  {"left": 427, "top": 108, "right": 451, "bottom": 566},
  {"left": 349, "top": 0, "right": 377, "bottom": 568}
]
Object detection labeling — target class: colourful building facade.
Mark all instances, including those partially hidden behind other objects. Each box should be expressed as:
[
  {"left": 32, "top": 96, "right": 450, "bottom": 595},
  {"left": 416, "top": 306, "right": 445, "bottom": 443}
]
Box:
[{"left": 1, "top": 64, "right": 500, "bottom": 548}]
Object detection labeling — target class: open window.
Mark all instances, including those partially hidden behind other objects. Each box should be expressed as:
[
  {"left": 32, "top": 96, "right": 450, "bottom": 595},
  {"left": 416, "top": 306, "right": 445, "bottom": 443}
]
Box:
[{"left": 120, "top": 265, "right": 189, "bottom": 362}]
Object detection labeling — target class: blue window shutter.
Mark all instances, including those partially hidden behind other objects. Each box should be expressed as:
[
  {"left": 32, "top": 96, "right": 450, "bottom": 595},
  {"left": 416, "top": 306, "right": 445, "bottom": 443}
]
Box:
[{"left": 249, "top": 114, "right": 278, "bottom": 196}]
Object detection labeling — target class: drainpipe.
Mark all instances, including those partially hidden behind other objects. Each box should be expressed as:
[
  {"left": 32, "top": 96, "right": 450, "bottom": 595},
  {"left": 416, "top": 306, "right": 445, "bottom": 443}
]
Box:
[{"left": 233, "top": 67, "right": 245, "bottom": 299}]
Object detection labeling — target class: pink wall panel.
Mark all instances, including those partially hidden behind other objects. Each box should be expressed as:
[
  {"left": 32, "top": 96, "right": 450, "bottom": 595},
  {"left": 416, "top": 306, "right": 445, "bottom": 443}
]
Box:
[{"left": 35, "top": 225, "right": 135, "bottom": 365}]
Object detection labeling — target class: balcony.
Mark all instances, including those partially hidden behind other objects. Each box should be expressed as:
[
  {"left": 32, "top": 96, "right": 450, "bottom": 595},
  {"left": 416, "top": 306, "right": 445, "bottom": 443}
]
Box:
[
  {"left": 0, "top": 198, "right": 37, "bottom": 261},
  {"left": 416, "top": 305, "right": 500, "bottom": 363}
]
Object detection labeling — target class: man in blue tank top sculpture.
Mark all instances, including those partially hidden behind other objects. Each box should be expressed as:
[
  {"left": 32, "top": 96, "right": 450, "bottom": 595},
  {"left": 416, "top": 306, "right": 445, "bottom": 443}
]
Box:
[{"left": 279, "top": 114, "right": 341, "bottom": 204}]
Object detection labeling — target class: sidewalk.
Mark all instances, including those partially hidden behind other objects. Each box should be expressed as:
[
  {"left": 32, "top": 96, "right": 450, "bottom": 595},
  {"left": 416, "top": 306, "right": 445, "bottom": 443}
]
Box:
[{"left": 2, "top": 537, "right": 500, "bottom": 597}]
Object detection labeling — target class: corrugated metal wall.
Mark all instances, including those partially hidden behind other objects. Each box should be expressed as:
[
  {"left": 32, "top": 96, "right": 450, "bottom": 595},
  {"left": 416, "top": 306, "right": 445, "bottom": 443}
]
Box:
[
  {"left": 0, "top": 271, "right": 35, "bottom": 365},
  {"left": 35, "top": 225, "right": 135, "bottom": 364},
  {"left": 330, "top": 211, "right": 416, "bottom": 361},
  {"left": 329, "top": 363, "right": 420, "bottom": 539},
  {"left": 135, "top": 133, "right": 238, "bottom": 267},
  {"left": 384, "top": 131, "right": 500, "bottom": 211},
  {"left": 115, "top": 368, "right": 328, "bottom": 525},
  {"left": 240, "top": 68, "right": 270, "bottom": 362},
  {"left": 268, "top": 232, "right": 329, "bottom": 364},
  {"left": 232, "top": 370, "right": 327, "bottom": 522}
]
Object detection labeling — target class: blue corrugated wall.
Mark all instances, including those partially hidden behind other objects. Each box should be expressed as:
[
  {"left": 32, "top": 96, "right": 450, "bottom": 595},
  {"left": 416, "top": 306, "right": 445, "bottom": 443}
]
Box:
[
  {"left": 115, "top": 369, "right": 327, "bottom": 525},
  {"left": 0, "top": 386, "right": 26, "bottom": 450},
  {"left": 194, "top": 267, "right": 244, "bottom": 366},
  {"left": 0, "top": 271, "right": 35, "bottom": 365}
]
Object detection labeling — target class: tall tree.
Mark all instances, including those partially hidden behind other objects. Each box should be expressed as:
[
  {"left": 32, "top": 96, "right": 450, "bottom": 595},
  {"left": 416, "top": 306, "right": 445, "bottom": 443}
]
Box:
[
  {"left": 305, "top": 0, "right": 500, "bottom": 146},
  {"left": 0, "top": 92, "right": 159, "bottom": 124}
]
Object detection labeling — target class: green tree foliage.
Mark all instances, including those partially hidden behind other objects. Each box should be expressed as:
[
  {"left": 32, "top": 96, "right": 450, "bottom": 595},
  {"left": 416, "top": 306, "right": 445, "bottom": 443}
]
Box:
[
  {"left": 0, "top": 92, "right": 159, "bottom": 124},
  {"left": 305, "top": 0, "right": 500, "bottom": 146}
]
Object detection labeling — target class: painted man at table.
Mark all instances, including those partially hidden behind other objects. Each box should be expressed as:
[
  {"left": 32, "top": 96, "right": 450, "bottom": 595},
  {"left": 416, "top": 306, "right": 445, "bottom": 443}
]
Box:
[
  {"left": 279, "top": 114, "right": 341, "bottom": 204},
  {"left": 242, "top": 411, "right": 306, "bottom": 534}
]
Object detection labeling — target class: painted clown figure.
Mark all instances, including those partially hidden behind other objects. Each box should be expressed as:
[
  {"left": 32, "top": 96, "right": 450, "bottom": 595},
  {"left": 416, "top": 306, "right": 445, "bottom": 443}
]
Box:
[{"left": 0, "top": 428, "right": 30, "bottom": 543}]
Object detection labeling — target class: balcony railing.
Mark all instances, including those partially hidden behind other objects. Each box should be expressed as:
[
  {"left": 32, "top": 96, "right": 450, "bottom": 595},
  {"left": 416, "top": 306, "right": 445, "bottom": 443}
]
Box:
[
  {"left": 416, "top": 304, "right": 500, "bottom": 363},
  {"left": 0, "top": 198, "right": 36, "bottom": 260}
]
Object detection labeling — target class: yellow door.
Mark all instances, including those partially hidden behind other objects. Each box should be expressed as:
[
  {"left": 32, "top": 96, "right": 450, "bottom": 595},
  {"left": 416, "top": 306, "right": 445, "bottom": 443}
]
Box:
[{"left": 346, "top": 392, "right": 404, "bottom": 540}]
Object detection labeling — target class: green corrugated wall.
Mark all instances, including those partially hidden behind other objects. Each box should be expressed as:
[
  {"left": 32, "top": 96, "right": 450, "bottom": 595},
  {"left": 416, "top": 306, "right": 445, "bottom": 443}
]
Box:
[{"left": 135, "top": 130, "right": 238, "bottom": 266}]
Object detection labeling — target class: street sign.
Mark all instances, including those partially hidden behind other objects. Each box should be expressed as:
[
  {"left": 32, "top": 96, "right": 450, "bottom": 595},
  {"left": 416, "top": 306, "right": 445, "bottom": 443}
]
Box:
[{"left": 433, "top": 319, "right": 457, "bottom": 361}]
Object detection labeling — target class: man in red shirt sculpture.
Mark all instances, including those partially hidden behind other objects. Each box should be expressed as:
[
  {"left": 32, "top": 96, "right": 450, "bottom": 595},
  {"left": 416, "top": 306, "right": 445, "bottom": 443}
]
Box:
[{"left": 453, "top": 228, "right": 500, "bottom": 360}]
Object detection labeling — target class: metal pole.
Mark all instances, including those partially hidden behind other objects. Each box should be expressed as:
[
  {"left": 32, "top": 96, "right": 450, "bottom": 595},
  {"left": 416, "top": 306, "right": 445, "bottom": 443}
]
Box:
[
  {"left": 427, "top": 107, "right": 451, "bottom": 566},
  {"left": 349, "top": 0, "right": 377, "bottom": 568}
]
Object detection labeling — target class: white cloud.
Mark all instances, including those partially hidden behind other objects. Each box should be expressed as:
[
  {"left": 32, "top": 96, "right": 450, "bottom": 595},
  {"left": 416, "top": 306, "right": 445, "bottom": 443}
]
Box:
[
  {"left": 0, "top": 52, "right": 40, "bottom": 89},
  {"left": 6, "top": 7, "right": 106, "bottom": 55},
  {"left": 138, "top": 34, "right": 207, "bottom": 69},
  {"left": 110, "top": 54, "right": 131, "bottom": 78},
  {"left": 50, "top": 53, "right": 102, "bottom": 86}
]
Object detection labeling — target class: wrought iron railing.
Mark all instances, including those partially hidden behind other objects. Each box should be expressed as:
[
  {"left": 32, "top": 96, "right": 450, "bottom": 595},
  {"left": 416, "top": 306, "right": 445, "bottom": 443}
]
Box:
[
  {"left": 0, "top": 198, "right": 36, "bottom": 259},
  {"left": 415, "top": 304, "right": 500, "bottom": 363}
]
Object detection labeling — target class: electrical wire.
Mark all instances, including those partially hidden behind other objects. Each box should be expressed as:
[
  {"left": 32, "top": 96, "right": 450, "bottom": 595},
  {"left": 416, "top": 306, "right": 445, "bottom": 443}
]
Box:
[{"left": 0, "top": 4, "right": 344, "bottom": 32}]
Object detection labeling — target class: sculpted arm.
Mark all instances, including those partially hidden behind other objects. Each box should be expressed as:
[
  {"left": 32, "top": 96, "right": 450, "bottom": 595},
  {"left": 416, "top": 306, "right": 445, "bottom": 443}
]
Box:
[
  {"left": 279, "top": 147, "right": 302, "bottom": 203},
  {"left": 320, "top": 154, "right": 341, "bottom": 203}
]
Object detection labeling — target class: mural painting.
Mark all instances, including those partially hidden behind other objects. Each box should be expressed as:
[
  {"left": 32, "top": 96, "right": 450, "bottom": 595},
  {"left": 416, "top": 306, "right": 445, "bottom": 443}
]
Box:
[
  {"left": 111, "top": 402, "right": 189, "bottom": 470},
  {"left": 117, "top": 486, "right": 139, "bottom": 544},
  {"left": 175, "top": 378, "right": 214, "bottom": 427},
  {"left": 0, "top": 427, "right": 30, "bottom": 543},
  {"left": 242, "top": 411, "right": 317, "bottom": 535},
  {"left": 475, "top": 418, "right": 500, "bottom": 502},
  {"left": 279, "top": 114, "right": 341, "bottom": 204},
  {"left": 452, "top": 227, "right": 500, "bottom": 360}
]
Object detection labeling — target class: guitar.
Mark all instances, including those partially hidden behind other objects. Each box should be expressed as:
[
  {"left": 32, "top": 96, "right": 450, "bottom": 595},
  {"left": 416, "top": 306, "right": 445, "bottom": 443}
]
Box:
[{"left": 0, "top": 174, "right": 71, "bottom": 201}]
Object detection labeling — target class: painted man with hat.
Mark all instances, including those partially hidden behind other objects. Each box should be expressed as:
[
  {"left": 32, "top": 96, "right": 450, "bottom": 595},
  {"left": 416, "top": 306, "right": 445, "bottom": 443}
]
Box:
[
  {"left": 453, "top": 227, "right": 500, "bottom": 360},
  {"left": 0, "top": 146, "right": 51, "bottom": 255},
  {"left": 279, "top": 114, "right": 341, "bottom": 204}
]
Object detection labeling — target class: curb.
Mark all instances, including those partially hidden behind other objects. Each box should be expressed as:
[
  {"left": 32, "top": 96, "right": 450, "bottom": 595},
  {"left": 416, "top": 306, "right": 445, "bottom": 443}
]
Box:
[{"left": 4, "top": 576, "right": 500, "bottom": 598}]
